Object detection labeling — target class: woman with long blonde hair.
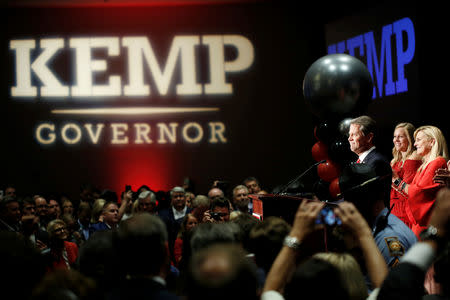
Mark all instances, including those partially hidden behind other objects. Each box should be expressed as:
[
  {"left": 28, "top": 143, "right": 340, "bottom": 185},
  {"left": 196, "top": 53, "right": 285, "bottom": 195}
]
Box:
[
  {"left": 390, "top": 122, "right": 422, "bottom": 227},
  {"left": 392, "top": 125, "right": 448, "bottom": 236},
  {"left": 313, "top": 252, "right": 368, "bottom": 300}
]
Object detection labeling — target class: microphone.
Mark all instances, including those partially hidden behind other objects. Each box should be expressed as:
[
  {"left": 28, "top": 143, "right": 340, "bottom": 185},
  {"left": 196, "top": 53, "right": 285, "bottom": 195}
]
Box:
[{"left": 276, "top": 160, "right": 326, "bottom": 196}]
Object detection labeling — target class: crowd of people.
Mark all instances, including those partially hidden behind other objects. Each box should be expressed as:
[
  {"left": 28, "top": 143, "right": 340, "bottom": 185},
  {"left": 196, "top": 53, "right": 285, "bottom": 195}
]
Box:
[{"left": 1, "top": 115, "right": 450, "bottom": 300}]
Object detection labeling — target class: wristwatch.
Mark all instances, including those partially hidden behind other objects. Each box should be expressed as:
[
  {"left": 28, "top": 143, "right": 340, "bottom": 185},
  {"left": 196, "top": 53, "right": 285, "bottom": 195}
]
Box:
[
  {"left": 419, "top": 225, "right": 446, "bottom": 249},
  {"left": 283, "top": 236, "right": 302, "bottom": 250},
  {"left": 393, "top": 178, "right": 401, "bottom": 187}
]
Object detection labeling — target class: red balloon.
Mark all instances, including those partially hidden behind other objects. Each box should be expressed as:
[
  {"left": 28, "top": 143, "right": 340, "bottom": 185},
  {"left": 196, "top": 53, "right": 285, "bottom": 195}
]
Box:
[
  {"left": 314, "top": 126, "right": 318, "bottom": 140},
  {"left": 329, "top": 177, "right": 341, "bottom": 199},
  {"left": 317, "top": 160, "right": 340, "bottom": 182},
  {"left": 312, "top": 141, "right": 328, "bottom": 162}
]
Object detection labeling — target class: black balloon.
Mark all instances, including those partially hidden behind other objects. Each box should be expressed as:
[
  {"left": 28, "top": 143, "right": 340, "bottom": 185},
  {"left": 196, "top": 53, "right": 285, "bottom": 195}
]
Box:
[
  {"left": 315, "top": 120, "right": 338, "bottom": 145},
  {"left": 303, "top": 54, "right": 373, "bottom": 120},
  {"left": 328, "top": 138, "right": 357, "bottom": 164}
]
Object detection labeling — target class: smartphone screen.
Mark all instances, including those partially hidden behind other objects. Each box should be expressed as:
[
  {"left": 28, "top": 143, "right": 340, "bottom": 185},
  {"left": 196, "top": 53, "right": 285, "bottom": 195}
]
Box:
[{"left": 316, "top": 206, "right": 342, "bottom": 226}]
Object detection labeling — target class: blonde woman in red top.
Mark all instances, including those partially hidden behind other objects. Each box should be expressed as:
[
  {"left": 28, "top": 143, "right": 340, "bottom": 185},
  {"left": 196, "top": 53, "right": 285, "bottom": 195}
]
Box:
[
  {"left": 390, "top": 122, "right": 422, "bottom": 227},
  {"left": 45, "top": 219, "right": 79, "bottom": 272},
  {"left": 392, "top": 125, "right": 448, "bottom": 236}
]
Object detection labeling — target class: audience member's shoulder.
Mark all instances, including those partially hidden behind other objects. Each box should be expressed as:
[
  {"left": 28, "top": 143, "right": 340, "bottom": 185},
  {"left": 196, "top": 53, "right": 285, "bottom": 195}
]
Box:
[
  {"left": 91, "top": 222, "right": 107, "bottom": 231},
  {"left": 107, "top": 278, "right": 181, "bottom": 300},
  {"left": 158, "top": 208, "right": 171, "bottom": 218},
  {"left": 375, "top": 150, "right": 391, "bottom": 163},
  {"left": 422, "top": 294, "right": 448, "bottom": 300},
  {"left": 386, "top": 214, "right": 417, "bottom": 242}
]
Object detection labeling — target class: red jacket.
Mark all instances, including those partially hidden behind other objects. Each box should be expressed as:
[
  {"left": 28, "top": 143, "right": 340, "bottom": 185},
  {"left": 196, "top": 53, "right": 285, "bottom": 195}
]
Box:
[
  {"left": 48, "top": 241, "right": 78, "bottom": 271},
  {"left": 406, "top": 157, "right": 447, "bottom": 236},
  {"left": 390, "top": 159, "right": 421, "bottom": 227}
]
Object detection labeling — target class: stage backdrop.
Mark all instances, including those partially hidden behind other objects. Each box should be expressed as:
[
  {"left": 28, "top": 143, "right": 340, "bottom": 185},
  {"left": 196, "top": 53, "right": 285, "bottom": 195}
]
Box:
[
  {"left": 1, "top": 2, "right": 322, "bottom": 200},
  {"left": 324, "top": 2, "right": 448, "bottom": 154},
  {"left": 1, "top": 2, "right": 444, "bottom": 201}
]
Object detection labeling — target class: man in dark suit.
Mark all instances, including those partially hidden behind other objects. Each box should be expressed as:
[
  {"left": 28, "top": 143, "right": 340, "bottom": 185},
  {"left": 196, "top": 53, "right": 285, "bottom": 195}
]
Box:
[
  {"left": 20, "top": 196, "right": 49, "bottom": 250},
  {"left": 158, "top": 186, "right": 192, "bottom": 262},
  {"left": 348, "top": 115, "right": 392, "bottom": 206},
  {"left": 108, "top": 213, "right": 180, "bottom": 300},
  {"left": 338, "top": 163, "right": 417, "bottom": 273},
  {"left": 0, "top": 196, "right": 21, "bottom": 232},
  {"left": 90, "top": 201, "right": 120, "bottom": 235}
]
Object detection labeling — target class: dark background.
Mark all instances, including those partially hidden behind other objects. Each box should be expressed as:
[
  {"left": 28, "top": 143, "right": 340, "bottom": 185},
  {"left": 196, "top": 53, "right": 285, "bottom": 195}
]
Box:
[{"left": 1, "top": 0, "right": 447, "bottom": 202}]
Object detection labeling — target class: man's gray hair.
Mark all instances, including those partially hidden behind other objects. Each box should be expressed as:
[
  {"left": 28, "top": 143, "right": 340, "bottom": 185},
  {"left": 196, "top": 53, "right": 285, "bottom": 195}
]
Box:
[
  {"left": 170, "top": 186, "right": 185, "bottom": 197},
  {"left": 350, "top": 115, "right": 377, "bottom": 137},
  {"left": 138, "top": 190, "right": 156, "bottom": 204}
]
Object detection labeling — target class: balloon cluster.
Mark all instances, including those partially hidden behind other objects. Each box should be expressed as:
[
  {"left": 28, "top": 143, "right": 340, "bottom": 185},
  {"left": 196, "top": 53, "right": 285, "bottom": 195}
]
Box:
[
  {"left": 312, "top": 119, "right": 356, "bottom": 199},
  {"left": 304, "top": 54, "right": 373, "bottom": 200}
]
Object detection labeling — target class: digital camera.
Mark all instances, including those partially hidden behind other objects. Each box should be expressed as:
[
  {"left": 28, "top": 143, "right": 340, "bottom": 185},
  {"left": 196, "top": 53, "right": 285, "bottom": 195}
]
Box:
[{"left": 210, "top": 212, "right": 225, "bottom": 220}]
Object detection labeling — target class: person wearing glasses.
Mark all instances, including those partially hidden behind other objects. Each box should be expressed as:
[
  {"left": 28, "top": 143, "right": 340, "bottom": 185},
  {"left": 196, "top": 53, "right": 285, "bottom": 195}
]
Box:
[{"left": 45, "top": 219, "right": 78, "bottom": 272}]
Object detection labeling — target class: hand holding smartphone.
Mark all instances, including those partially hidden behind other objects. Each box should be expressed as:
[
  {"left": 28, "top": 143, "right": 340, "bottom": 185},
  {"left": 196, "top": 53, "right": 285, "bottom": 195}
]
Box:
[{"left": 315, "top": 205, "right": 342, "bottom": 226}]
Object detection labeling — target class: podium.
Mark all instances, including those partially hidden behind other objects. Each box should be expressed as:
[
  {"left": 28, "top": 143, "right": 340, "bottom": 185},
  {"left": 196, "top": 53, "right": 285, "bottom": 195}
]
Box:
[
  {"left": 249, "top": 193, "right": 316, "bottom": 224},
  {"left": 249, "top": 193, "right": 341, "bottom": 254}
]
